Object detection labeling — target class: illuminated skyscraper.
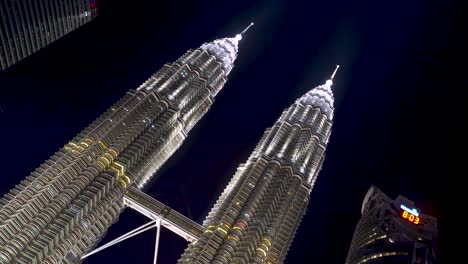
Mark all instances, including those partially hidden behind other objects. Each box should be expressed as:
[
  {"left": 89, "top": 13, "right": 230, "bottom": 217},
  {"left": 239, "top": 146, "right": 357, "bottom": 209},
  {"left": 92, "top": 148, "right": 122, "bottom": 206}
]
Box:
[
  {"left": 0, "top": 25, "right": 250, "bottom": 263},
  {"left": 0, "top": 0, "right": 98, "bottom": 70},
  {"left": 178, "top": 67, "right": 338, "bottom": 264},
  {"left": 345, "top": 186, "right": 438, "bottom": 264}
]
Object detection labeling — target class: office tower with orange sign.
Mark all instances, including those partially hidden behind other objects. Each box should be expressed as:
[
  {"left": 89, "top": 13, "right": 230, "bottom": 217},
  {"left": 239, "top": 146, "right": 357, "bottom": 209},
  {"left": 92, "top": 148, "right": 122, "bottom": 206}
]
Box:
[{"left": 345, "top": 185, "right": 438, "bottom": 264}]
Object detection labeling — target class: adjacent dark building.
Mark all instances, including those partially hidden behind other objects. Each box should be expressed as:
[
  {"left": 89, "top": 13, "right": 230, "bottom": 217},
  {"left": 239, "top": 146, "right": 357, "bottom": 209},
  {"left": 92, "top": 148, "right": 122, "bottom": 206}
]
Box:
[
  {"left": 345, "top": 186, "right": 438, "bottom": 264},
  {"left": 178, "top": 69, "right": 337, "bottom": 263},
  {"left": 0, "top": 0, "right": 98, "bottom": 70}
]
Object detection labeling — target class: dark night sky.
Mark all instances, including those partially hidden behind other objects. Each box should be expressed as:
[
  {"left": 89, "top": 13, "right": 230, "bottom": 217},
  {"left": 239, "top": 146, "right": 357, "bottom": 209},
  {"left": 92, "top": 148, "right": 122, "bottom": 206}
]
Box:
[{"left": 0, "top": 0, "right": 464, "bottom": 263}]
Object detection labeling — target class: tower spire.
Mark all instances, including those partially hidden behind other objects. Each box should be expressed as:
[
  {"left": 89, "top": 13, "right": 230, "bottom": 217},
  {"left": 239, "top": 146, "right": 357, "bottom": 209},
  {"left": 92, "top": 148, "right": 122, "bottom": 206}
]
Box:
[
  {"left": 235, "top": 22, "right": 255, "bottom": 41},
  {"left": 241, "top": 22, "right": 254, "bottom": 35},
  {"left": 325, "top": 65, "right": 340, "bottom": 86},
  {"left": 331, "top": 65, "right": 340, "bottom": 80}
]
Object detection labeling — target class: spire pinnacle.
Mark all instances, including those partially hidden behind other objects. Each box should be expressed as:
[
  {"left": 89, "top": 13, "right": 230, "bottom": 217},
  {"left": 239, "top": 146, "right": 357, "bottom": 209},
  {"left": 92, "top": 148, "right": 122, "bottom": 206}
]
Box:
[
  {"left": 235, "top": 22, "right": 254, "bottom": 41},
  {"left": 330, "top": 65, "right": 339, "bottom": 80},
  {"left": 325, "top": 65, "right": 340, "bottom": 86},
  {"left": 241, "top": 22, "right": 254, "bottom": 35}
]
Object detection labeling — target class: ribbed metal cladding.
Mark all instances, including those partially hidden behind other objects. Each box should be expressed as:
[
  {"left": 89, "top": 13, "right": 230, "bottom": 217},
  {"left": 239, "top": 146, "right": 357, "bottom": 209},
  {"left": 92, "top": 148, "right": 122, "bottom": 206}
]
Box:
[
  {"left": 178, "top": 82, "right": 334, "bottom": 264},
  {"left": 0, "top": 35, "right": 242, "bottom": 264},
  {"left": 0, "top": 0, "right": 98, "bottom": 70}
]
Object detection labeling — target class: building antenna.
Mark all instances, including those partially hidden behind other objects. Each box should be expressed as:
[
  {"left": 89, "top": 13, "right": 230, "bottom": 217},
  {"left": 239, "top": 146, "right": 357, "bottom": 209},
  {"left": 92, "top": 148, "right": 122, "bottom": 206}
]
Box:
[
  {"left": 241, "top": 22, "right": 255, "bottom": 36},
  {"left": 330, "top": 65, "right": 340, "bottom": 80},
  {"left": 235, "top": 22, "right": 254, "bottom": 41},
  {"left": 325, "top": 65, "right": 340, "bottom": 87}
]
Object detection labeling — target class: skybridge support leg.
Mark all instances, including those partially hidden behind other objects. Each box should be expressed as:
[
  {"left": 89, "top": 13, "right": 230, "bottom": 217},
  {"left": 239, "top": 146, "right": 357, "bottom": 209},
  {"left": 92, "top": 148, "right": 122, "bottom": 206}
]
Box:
[
  {"left": 154, "top": 218, "right": 161, "bottom": 264},
  {"left": 81, "top": 220, "right": 157, "bottom": 260}
]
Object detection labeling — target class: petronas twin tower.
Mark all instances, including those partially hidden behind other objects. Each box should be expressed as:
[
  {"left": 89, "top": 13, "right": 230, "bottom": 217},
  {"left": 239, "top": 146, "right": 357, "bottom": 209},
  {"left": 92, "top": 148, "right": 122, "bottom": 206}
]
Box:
[
  {"left": 0, "top": 23, "right": 335, "bottom": 264},
  {"left": 179, "top": 75, "right": 335, "bottom": 264}
]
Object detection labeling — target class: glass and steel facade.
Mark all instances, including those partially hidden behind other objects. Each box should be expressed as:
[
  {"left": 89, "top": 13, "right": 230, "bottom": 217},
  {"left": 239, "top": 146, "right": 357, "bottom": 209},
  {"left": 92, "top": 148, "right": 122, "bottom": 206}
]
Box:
[
  {"left": 0, "top": 0, "right": 98, "bottom": 70},
  {"left": 178, "top": 80, "right": 335, "bottom": 263},
  {"left": 345, "top": 186, "right": 438, "bottom": 264},
  {"left": 0, "top": 33, "right": 243, "bottom": 263}
]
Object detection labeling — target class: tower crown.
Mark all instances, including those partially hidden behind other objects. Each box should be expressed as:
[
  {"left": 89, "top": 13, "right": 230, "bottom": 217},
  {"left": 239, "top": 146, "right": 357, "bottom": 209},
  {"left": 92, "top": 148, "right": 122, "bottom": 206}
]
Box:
[
  {"left": 200, "top": 23, "right": 253, "bottom": 76},
  {"left": 297, "top": 65, "right": 339, "bottom": 120}
]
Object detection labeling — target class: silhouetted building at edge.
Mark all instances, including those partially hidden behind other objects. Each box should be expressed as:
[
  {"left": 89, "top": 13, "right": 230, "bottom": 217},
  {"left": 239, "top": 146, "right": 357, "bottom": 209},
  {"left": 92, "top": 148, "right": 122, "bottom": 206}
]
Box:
[
  {"left": 0, "top": 0, "right": 98, "bottom": 70},
  {"left": 345, "top": 186, "right": 438, "bottom": 264}
]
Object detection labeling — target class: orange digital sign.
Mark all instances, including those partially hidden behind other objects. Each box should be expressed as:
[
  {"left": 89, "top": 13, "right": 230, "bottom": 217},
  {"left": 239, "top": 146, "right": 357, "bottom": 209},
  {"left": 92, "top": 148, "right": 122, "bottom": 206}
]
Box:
[{"left": 401, "top": 210, "right": 420, "bottom": 224}]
